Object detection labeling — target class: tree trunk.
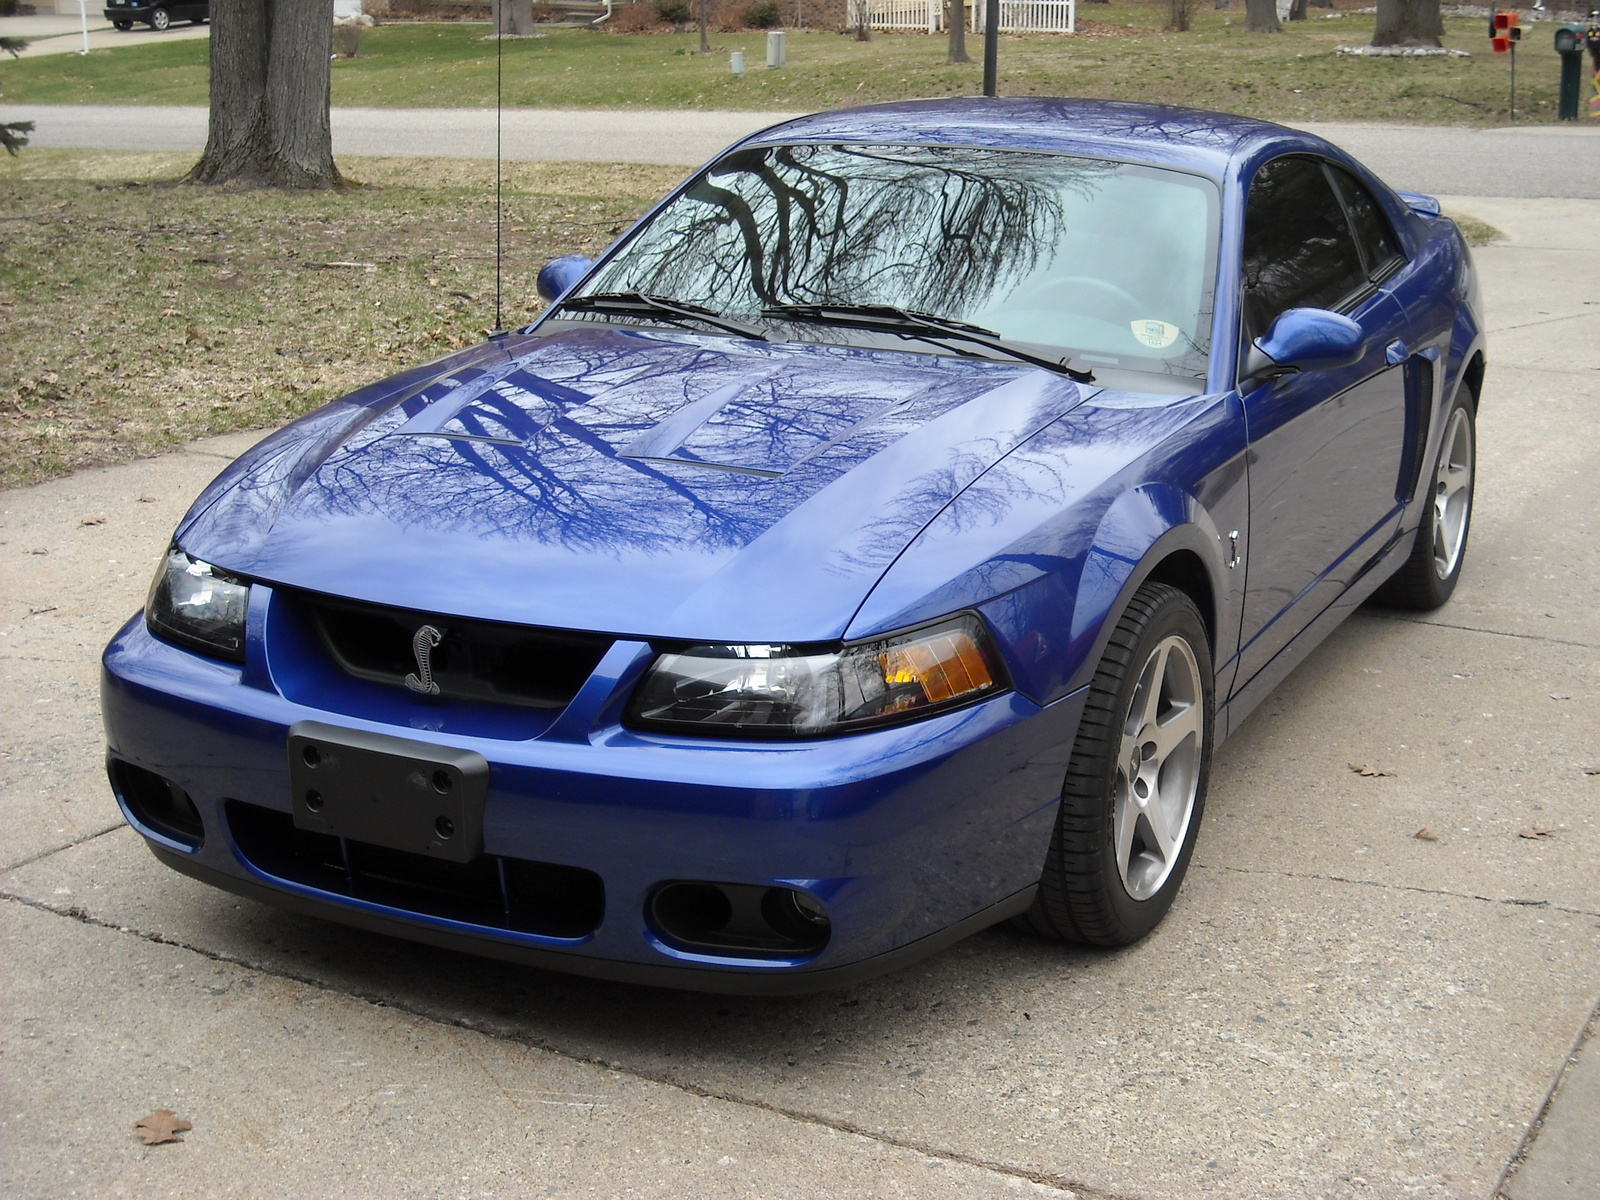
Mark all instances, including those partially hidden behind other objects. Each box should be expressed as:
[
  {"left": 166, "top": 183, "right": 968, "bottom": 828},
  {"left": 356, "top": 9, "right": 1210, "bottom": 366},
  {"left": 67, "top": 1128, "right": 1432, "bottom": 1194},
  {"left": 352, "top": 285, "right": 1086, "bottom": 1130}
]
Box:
[
  {"left": 1287, "top": 0, "right": 1306, "bottom": 20},
  {"left": 1371, "top": 0, "right": 1442, "bottom": 46},
  {"left": 1243, "top": 0, "right": 1280, "bottom": 31},
  {"left": 698, "top": 0, "right": 710, "bottom": 51},
  {"left": 947, "top": 0, "right": 969, "bottom": 62},
  {"left": 186, "top": 0, "right": 341, "bottom": 189},
  {"left": 493, "top": 0, "right": 535, "bottom": 35}
]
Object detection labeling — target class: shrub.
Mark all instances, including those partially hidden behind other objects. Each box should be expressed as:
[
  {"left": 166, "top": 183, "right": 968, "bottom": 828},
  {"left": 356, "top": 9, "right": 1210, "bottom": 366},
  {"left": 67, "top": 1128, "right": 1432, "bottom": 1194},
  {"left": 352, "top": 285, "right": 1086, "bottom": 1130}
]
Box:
[
  {"left": 332, "top": 24, "right": 364, "bottom": 57},
  {"left": 743, "top": 0, "right": 780, "bottom": 26},
  {"left": 656, "top": 0, "right": 693, "bottom": 22}
]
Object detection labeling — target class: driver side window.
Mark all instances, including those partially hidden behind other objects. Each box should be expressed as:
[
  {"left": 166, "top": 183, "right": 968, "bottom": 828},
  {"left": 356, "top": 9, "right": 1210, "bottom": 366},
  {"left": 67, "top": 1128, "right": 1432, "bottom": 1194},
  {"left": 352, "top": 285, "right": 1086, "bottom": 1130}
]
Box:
[{"left": 1241, "top": 157, "right": 1369, "bottom": 343}]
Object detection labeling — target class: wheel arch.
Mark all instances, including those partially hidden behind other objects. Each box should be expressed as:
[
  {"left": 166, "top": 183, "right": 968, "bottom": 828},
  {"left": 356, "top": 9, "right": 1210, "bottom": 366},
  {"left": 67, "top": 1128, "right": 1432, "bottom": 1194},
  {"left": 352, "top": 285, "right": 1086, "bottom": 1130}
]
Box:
[{"left": 1057, "top": 485, "right": 1232, "bottom": 700}]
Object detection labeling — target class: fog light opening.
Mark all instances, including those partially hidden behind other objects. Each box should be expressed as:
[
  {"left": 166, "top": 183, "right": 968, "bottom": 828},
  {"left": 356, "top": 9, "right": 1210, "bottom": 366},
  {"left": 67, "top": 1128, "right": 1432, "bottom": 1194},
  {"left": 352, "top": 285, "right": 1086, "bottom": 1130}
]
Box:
[
  {"left": 650, "top": 882, "right": 830, "bottom": 958},
  {"left": 109, "top": 759, "right": 205, "bottom": 848}
]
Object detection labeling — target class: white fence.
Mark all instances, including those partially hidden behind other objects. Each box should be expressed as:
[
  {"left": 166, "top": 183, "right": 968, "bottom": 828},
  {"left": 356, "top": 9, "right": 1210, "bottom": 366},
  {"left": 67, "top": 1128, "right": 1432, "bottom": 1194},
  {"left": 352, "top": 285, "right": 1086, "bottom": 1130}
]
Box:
[
  {"left": 845, "top": 0, "right": 1076, "bottom": 32},
  {"left": 973, "top": 0, "right": 1076, "bottom": 33},
  {"left": 847, "top": 0, "right": 940, "bottom": 31}
]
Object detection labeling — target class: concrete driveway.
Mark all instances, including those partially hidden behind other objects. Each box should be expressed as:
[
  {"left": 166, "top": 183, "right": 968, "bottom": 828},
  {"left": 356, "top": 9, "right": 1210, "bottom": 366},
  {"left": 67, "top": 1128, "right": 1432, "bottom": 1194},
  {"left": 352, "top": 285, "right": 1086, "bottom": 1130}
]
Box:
[{"left": 1, "top": 196, "right": 1597, "bottom": 1199}]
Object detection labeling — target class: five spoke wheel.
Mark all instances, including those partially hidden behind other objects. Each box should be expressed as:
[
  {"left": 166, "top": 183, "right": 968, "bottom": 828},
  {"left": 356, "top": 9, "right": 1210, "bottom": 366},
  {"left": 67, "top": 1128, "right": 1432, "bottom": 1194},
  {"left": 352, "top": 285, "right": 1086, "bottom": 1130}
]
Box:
[
  {"left": 1022, "top": 582, "right": 1214, "bottom": 946},
  {"left": 1114, "top": 635, "right": 1204, "bottom": 901},
  {"left": 1432, "top": 404, "right": 1474, "bottom": 581}
]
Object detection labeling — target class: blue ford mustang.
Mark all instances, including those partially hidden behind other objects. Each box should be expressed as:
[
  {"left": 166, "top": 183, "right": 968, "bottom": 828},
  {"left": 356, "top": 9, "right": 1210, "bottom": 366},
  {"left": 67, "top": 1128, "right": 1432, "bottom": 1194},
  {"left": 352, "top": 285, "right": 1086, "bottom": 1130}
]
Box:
[{"left": 102, "top": 99, "right": 1485, "bottom": 993}]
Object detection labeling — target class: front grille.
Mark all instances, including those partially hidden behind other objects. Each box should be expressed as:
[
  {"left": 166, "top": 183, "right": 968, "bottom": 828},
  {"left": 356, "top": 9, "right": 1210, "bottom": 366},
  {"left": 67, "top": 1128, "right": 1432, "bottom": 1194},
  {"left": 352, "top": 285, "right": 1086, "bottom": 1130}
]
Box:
[
  {"left": 227, "top": 800, "right": 604, "bottom": 938},
  {"left": 304, "top": 597, "right": 611, "bottom": 709}
]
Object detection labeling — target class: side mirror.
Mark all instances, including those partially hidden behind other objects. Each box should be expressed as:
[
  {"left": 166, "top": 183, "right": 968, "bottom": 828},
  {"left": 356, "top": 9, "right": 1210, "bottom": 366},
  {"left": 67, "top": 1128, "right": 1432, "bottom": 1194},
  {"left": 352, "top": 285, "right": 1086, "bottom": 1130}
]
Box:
[
  {"left": 536, "top": 255, "right": 594, "bottom": 305},
  {"left": 1242, "top": 307, "right": 1365, "bottom": 383}
]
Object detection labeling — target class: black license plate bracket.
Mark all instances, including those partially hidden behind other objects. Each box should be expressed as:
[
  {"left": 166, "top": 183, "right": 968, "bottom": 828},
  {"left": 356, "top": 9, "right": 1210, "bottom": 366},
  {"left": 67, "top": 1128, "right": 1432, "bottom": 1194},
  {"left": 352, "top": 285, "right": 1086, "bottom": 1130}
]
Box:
[{"left": 287, "top": 721, "right": 488, "bottom": 864}]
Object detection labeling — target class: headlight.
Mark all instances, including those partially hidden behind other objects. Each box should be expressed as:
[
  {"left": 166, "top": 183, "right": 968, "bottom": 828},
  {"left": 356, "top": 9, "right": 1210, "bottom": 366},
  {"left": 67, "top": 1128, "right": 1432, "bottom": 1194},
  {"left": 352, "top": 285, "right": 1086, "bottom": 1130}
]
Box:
[
  {"left": 145, "top": 547, "right": 250, "bottom": 663},
  {"left": 625, "top": 613, "right": 1008, "bottom": 738}
]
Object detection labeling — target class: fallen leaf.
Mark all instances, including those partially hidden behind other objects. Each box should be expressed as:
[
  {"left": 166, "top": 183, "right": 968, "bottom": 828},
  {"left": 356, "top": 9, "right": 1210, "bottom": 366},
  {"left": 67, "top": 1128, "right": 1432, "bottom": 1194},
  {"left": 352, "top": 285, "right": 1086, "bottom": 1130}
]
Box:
[
  {"left": 1518, "top": 827, "right": 1557, "bottom": 840},
  {"left": 28, "top": 605, "right": 56, "bottom": 615},
  {"left": 1550, "top": 693, "right": 1571, "bottom": 701},
  {"left": 1584, "top": 767, "right": 1600, "bottom": 776},
  {"left": 185, "top": 326, "right": 205, "bottom": 344},
  {"left": 136, "top": 495, "right": 157, "bottom": 503},
  {"left": 1349, "top": 763, "right": 1396, "bottom": 778},
  {"left": 162, "top": 307, "right": 181, "bottom": 317},
  {"left": 1413, "top": 828, "right": 1439, "bottom": 842},
  {"left": 133, "top": 1110, "right": 191, "bottom": 1145},
  {"left": 79, "top": 515, "right": 105, "bottom": 526}
]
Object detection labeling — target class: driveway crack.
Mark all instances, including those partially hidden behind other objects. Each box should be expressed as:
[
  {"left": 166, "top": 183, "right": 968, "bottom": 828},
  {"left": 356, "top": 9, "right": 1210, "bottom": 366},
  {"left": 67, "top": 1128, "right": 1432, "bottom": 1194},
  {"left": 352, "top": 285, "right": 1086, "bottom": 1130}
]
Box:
[
  {"left": 0, "top": 889, "right": 1109, "bottom": 1199},
  {"left": 1192, "top": 862, "right": 1600, "bottom": 917}
]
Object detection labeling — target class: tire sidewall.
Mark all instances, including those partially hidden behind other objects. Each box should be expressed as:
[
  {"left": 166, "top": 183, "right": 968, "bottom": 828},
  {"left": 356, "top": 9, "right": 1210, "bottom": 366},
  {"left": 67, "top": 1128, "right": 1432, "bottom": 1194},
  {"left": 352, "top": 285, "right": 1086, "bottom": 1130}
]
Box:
[{"left": 1086, "top": 590, "right": 1215, "bottom": 941}]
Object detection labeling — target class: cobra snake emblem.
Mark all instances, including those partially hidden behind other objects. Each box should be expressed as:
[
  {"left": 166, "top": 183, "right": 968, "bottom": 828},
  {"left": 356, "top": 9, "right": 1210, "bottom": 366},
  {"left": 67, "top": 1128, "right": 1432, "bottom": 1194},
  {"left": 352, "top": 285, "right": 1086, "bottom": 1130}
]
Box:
[{"left": 404, "top": 624, "right": 444, "bottom": 695}]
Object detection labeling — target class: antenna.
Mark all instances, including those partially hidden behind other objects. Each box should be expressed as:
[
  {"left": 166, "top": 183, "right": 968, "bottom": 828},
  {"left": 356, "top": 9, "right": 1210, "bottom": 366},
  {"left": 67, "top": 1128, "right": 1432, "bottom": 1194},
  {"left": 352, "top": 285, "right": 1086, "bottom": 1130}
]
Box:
[{"left": 493, "top": 3, "right": 505, "bottom": 336}]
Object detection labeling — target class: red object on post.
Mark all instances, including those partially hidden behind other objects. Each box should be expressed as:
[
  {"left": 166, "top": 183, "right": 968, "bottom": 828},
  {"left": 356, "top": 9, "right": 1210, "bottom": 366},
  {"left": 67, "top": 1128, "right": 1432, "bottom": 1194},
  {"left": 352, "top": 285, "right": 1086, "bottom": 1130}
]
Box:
[{"left": 1492, "top": 34, "right": 1510, "bottom": 52}]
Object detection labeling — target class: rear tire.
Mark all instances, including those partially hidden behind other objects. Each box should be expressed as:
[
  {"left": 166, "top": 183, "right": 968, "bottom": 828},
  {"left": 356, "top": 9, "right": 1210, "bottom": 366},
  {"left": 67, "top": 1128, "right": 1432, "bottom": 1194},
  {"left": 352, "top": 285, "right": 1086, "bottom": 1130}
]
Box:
[
  {"left": 1022, "top": 582, "right": 1213, "bottom": 947},
  {"left": 1374, "top": 389, "right": 1476, "bottom": 611}
]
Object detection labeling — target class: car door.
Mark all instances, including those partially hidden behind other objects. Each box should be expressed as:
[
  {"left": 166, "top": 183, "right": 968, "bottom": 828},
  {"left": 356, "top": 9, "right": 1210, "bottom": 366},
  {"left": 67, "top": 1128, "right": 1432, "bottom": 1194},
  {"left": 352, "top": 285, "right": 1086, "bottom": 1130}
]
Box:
[{"left": 1235, "top": 156, "right": 1412, "bottom": 687}]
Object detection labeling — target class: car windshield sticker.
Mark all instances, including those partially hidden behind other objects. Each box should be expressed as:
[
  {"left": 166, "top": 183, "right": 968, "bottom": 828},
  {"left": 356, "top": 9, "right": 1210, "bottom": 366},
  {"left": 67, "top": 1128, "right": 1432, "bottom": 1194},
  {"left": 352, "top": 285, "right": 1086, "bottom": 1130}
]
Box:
[{"left": 1131, "top": 320, "right": 1181, "bottom": 349}]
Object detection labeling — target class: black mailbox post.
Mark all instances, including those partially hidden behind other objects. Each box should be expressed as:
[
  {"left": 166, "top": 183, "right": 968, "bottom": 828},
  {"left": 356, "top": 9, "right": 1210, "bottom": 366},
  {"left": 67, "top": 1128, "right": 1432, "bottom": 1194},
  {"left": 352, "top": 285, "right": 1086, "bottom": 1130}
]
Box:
[{"left": 1555, "top": 24, "right": 1586, "bottom": 120}]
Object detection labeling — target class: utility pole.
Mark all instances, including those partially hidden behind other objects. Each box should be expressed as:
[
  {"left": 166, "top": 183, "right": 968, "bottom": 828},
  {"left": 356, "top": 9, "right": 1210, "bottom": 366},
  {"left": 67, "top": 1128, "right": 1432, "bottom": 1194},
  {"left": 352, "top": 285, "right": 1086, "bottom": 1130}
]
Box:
[{"left": 981, "top": 0, "right": 999, "bottom": 95}]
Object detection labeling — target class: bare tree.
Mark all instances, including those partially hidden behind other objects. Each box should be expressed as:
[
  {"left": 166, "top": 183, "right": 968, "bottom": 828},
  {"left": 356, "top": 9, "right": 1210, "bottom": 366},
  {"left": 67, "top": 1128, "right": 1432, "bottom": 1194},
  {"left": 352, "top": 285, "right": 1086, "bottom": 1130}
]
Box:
[
  {"left": 1371, "top": 0, "right": 1442, "bottom": 46},
  {"left": 698, "top": 0, "right": 710, "bottom": 51},
  {"left": 1244, "top": 0, "right": 1280, "bottom": 32},
  {"left": 186, "top": 0, "right": 341, "bottom": 189},
  {"left": 947, "top": 0, "right": 969, "bottom": 62}
]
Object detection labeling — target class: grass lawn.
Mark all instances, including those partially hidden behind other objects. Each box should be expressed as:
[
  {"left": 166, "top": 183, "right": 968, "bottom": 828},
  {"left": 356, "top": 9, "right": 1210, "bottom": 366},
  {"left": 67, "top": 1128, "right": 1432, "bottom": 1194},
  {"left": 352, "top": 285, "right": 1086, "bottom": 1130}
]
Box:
[
  {"left": 0, "top": 151, "right": 682, "bottom": 488},
  {"left": 0, "top": 6, "right": 1567, "bottom": 125}
]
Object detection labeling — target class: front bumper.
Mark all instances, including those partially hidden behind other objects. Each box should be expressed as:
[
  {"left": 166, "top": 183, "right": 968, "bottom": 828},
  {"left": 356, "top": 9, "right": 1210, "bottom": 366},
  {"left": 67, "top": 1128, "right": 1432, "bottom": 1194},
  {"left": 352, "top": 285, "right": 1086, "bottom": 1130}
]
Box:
[{"left": 102, "top": 586, "right": 1085, "bottom": 992}]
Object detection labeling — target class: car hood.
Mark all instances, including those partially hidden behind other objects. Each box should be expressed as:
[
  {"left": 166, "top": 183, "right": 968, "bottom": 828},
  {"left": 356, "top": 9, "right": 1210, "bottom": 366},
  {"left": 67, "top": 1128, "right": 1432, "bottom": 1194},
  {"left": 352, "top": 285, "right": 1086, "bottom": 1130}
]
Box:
[{"left": 180, "top": 326, "right": 1099, "bottom": 643}]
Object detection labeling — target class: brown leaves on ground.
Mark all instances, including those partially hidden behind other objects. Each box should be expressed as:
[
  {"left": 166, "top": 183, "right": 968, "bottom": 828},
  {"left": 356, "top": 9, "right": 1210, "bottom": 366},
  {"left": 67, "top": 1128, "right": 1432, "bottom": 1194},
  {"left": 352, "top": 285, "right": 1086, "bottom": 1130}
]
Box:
[
  {"left": 1518, "top": 827, "right": 1558, "bottom": 840},
  {"left": 1413, "top": 828, "right": 1439, "bottom": 842},
  {"left": 1349, "top": 763, "right": 1396, "bottom": 778},
  {"left": 133, "top": 1110, "right": 192, "bottom": 1145}
]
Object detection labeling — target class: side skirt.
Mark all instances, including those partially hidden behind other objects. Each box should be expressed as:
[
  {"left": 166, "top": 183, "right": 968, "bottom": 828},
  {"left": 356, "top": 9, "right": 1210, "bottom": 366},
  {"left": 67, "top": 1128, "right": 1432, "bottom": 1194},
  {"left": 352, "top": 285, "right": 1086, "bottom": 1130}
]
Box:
[{"left": 1219, "top": 527, "right": 1415, "bottom": 742}]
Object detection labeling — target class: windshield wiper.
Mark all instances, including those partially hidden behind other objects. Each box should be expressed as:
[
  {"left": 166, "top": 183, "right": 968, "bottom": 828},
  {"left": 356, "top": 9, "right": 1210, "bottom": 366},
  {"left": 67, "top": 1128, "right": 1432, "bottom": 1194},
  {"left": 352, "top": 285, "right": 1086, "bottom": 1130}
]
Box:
[
  {"left": 761, "top": 303, "right": 1094, "bottom": 383},
  {"left": 558, "top": 292, "right": 768, "bottom": 341}
]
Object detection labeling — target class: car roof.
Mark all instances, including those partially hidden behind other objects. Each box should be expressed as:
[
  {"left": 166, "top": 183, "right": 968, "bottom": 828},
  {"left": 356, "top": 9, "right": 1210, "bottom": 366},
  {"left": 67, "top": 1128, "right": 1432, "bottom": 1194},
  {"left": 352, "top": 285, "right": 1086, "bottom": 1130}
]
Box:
[{"left": 741, "top": 97, "right": 1324, "bottom": 182}]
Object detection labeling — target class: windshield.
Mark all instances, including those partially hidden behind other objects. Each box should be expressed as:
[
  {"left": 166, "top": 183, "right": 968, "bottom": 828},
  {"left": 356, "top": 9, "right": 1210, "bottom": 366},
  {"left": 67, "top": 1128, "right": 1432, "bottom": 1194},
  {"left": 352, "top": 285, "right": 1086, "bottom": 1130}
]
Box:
[{"left": 575, "top": 143, "right": 1219, "bottom": 379}]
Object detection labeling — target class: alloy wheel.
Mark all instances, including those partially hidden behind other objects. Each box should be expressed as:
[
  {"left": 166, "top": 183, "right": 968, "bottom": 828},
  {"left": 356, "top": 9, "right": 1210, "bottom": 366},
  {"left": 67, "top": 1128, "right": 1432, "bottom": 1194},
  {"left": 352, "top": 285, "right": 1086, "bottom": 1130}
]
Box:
[
  {"left": 1114, "top": 634, "right": 1204, "bottom": 901},
  {"left": 1432, "top": 405, "right": 1474, "bottom": 580}
]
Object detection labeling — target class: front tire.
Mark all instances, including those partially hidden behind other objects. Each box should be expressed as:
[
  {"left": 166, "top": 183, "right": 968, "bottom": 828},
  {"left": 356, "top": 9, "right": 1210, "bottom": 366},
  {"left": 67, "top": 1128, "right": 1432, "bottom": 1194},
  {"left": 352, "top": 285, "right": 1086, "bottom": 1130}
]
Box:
[
  {"left": 148, "top": 6, "right": 171, "bottom": 30},
  {"left": 1375, "top": 389, "right": 1476, "bottom": 611},
  {"left": 1022, "top": 582, "right": 1213, "bottom": 946}
]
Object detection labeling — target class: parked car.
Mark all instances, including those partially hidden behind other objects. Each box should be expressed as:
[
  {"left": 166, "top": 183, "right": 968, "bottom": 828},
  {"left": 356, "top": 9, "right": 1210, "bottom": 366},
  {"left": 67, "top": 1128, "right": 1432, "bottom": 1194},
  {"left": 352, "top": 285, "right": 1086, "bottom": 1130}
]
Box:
[
  {"left": 103, "top": 0, "right": 207, "bottom": 32},
  {"left": 102, "top": 99, "right": 1485, "bottom": 993}
]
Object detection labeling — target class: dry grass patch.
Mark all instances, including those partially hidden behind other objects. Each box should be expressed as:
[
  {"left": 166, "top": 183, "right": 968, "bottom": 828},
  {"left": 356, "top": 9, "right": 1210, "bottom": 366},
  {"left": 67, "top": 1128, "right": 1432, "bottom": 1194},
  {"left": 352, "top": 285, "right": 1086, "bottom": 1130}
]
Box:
[{"left": 0, "top": 152, "right": 684, "bottom": 488}]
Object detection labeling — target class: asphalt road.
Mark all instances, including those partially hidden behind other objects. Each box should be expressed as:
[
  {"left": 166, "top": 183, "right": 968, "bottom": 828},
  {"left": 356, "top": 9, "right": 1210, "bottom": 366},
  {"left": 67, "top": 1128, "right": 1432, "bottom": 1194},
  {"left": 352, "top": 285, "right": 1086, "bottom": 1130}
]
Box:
[
  {"left": 10, "top": 102, "right": 1600, "bottom": 198},
  {"left": 1, "top": 194, "right": 1597, "bottom": 1199}
]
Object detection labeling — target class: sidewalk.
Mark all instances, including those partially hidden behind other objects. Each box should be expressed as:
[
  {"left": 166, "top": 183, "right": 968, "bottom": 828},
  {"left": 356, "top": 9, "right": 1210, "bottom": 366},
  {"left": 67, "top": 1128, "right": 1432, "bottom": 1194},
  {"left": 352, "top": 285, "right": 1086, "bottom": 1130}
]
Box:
[
  {"left": 7, "top": 102, "right": 1598, "bottom": 196},
  {"left": 0, "top": 11, "right": 209, "bottom": 57}
]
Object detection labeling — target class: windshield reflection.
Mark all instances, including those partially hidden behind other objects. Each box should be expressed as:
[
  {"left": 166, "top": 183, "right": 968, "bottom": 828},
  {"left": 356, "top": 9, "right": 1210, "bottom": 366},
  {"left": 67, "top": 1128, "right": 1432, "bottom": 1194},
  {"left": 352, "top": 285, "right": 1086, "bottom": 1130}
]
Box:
[{"left": 580, "top": 144, "right": 1217, "bottom": 379}]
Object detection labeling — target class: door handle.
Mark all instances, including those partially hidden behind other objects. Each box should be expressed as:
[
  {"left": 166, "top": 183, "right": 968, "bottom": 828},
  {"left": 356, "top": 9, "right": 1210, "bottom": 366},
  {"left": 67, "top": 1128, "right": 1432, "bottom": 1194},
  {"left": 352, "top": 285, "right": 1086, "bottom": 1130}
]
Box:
[{"left": 1385, "top": 339, "right": 1408, "bottom": 365}]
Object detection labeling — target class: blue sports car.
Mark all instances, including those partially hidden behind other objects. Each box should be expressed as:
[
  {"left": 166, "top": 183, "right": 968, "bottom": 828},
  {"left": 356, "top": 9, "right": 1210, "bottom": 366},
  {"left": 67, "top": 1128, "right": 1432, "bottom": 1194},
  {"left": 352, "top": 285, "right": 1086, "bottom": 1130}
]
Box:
[{"left": 103, "top": 99, "right": 1485, "bottom": 992}]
